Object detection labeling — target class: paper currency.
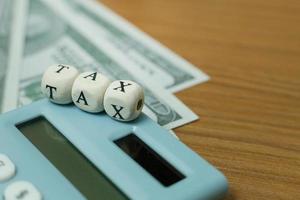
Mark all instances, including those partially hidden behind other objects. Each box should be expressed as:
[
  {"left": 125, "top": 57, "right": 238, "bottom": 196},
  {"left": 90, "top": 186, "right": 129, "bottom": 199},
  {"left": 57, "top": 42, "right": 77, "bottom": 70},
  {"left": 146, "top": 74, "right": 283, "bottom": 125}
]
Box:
[
  {"left": 0, "top": 0, "right": 27, "bottom": 113},
  {"left": 18, "top": 0, "right": 198, "bottom": 129},
  {"left": 0, "top": 0, "right": 14, "bottom": 112},
  {"left": 61, "top": 0, "right": 209, "bottom": 93},
  {"left": 0, "top": 0, "right": 8, "bottom": 106}
]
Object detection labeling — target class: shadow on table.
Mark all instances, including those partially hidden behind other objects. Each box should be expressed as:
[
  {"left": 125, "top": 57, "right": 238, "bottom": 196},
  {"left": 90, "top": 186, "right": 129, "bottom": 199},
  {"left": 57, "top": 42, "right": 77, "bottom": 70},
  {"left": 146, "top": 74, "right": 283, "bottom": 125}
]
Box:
[{"left": 223, "top": 191, "right": 236, "bottom": 200}]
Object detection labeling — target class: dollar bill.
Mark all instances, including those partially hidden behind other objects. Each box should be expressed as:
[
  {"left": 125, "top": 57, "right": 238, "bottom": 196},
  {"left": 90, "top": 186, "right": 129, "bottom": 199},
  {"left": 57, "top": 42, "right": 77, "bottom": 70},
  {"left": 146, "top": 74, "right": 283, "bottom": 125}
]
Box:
[
  {"left": 0, "top": 0, "right": 15, "bottom": 112},
  {"left": 0, "top": 0, "right": 27, "bottom": 113},
  {"left": 19, "top": 0, "right": 198, "bottom": 129},
  {"left": 60, "top": 0, "right": 209, "bottom": 93},
  {"left": 0, "top": 0, "right": 10, "bottom": 111}
]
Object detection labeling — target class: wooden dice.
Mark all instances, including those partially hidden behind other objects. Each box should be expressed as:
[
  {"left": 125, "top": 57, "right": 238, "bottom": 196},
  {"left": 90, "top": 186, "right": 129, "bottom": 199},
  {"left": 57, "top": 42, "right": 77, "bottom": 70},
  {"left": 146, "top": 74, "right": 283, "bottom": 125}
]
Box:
[
  {"left": 41, "top": 65, "right": 144, "bottom": 121},
  {"left": 104, "top": 80, "right": 144, "bottom": 121},
  {"left": 41, "top": 64, "right": 79, "bottom": 104},
  {"left": 72, "top": 72, "right": 111, "bottom": 113}
]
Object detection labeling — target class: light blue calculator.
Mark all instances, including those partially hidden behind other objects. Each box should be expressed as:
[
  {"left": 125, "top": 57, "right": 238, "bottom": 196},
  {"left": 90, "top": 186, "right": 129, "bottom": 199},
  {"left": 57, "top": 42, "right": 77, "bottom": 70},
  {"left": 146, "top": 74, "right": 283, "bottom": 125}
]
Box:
[{"left": 0, "top": 99, "right": 228, "bottom": 200}]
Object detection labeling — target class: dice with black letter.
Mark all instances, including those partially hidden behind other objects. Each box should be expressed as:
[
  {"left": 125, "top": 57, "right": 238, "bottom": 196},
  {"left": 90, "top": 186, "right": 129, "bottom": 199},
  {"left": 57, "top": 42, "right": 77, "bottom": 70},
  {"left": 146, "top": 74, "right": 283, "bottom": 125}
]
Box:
[
  {"left": 41, "top": 64, "right": 79, "bottom": 104},
  {"left": 104, "top": 80, "right": 144, "bottom": 121},
  {"left": 72, "top": 71, "right": 111, "bottom": 113}
]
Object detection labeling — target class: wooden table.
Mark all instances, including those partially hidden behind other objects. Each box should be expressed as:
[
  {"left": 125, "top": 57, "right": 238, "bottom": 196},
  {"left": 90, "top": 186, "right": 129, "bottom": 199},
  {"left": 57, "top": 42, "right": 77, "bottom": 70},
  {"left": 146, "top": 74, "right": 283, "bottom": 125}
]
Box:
[{"left": 99, "top": 0, "right": 300, "bottom": 199}]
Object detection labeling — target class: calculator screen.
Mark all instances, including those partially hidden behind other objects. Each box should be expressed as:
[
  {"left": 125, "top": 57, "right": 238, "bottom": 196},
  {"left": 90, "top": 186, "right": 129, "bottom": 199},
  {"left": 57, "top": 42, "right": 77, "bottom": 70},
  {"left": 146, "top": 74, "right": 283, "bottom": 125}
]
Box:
[{"left": 16, "top": 116, "right": 127, "bottom": 200}]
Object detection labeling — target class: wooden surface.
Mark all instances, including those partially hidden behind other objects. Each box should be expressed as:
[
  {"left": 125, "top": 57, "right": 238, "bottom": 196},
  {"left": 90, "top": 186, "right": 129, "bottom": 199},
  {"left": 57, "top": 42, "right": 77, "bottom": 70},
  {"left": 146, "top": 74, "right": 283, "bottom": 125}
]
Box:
[{"left": 99, "top": 0, "right": 300, "bottom": 199}]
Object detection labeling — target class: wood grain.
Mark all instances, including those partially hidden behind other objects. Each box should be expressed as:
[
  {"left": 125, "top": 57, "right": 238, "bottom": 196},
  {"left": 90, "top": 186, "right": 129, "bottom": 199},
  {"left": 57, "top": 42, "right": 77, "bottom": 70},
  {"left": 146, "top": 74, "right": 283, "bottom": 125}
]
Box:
[{"left": 98, "top": 0, "right": 300, "bottom": 199}]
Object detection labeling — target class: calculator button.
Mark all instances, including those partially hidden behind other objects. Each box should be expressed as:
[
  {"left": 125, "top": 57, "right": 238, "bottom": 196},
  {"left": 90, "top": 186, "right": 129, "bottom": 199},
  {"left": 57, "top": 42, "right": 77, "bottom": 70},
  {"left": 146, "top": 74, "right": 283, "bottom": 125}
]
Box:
[
  {"left": 4, "top": 181, "right": 42, "bottom": 200},
  {"left": 0, "top": 154, "right": 16, "bottom": 182}
]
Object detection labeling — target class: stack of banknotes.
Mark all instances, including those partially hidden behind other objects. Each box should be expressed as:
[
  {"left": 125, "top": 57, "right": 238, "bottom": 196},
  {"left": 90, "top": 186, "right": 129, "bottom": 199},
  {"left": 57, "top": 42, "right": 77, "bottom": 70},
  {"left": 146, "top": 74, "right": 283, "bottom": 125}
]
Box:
[{"left": 0, "top": 0, "right": 209, "bottom": 134}]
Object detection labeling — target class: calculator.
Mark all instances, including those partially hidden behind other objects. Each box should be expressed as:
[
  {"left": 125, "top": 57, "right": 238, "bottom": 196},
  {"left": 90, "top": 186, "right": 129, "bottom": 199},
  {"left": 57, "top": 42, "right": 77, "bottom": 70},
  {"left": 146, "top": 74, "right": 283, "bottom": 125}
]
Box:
[{"left": 0, "top": 99, "right": 228, "bottom": 200}]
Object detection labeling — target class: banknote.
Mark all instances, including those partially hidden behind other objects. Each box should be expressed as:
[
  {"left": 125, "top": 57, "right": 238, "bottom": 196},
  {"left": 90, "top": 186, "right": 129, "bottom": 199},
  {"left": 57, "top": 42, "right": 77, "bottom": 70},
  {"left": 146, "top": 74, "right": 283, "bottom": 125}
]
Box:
[
  {"left": 60, "top": 0, "right": 209, "bottom": 93},
  {"left": 0, "top": 0, "right": 14, "bottom": 112},
  {"left": 0, "top": 0, "right": 27, "bottom": 113},
  {"left": 18, "top": 0, "right": 198, "bottom": 129},
  {"left": 0, "top": 0, "right": 8, "bottom": 107}
]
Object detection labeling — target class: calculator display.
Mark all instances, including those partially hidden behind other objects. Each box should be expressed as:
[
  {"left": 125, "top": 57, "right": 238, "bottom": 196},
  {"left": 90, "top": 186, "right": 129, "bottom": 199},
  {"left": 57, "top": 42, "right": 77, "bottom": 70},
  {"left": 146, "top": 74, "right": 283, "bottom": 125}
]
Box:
[
  {"left": 115, "top": 134, "right": 185, "bottom": 186},
  {"left": 16, "top": 116, "right": 127, "bottom": 200}
]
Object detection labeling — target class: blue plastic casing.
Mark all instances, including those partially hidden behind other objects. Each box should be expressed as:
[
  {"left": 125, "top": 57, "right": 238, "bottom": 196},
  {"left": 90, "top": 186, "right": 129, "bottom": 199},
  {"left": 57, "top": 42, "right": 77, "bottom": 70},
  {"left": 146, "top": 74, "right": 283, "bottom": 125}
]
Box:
[{"left": 0, "top": 99, "right": 228, "bottom": 200}]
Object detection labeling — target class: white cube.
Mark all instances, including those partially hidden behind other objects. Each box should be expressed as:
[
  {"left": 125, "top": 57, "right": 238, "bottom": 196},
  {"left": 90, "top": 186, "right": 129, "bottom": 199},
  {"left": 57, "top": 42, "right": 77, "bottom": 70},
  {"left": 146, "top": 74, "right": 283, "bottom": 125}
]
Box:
[
  {"left": 72, "top": 71, "right": 111, "bottom": 113},
  {"left": 41, "top": 64, "right": 79, "bottom": 104},
  {"left": 104, "top": 80, "right": 144, "bottom": 121}
]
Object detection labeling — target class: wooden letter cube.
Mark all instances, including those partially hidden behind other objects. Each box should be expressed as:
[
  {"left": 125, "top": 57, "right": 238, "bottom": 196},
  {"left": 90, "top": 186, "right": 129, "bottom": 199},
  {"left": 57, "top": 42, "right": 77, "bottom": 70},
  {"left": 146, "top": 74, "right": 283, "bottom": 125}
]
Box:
[
  {"left": 104, "top": 80, "right": 144, "bottom": 121},
  {"left": 72, "top": 72, "right": 111, "bottom": 113},
  {"left": 41, "top": 64, "right": 79, "bottom": 104}
]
